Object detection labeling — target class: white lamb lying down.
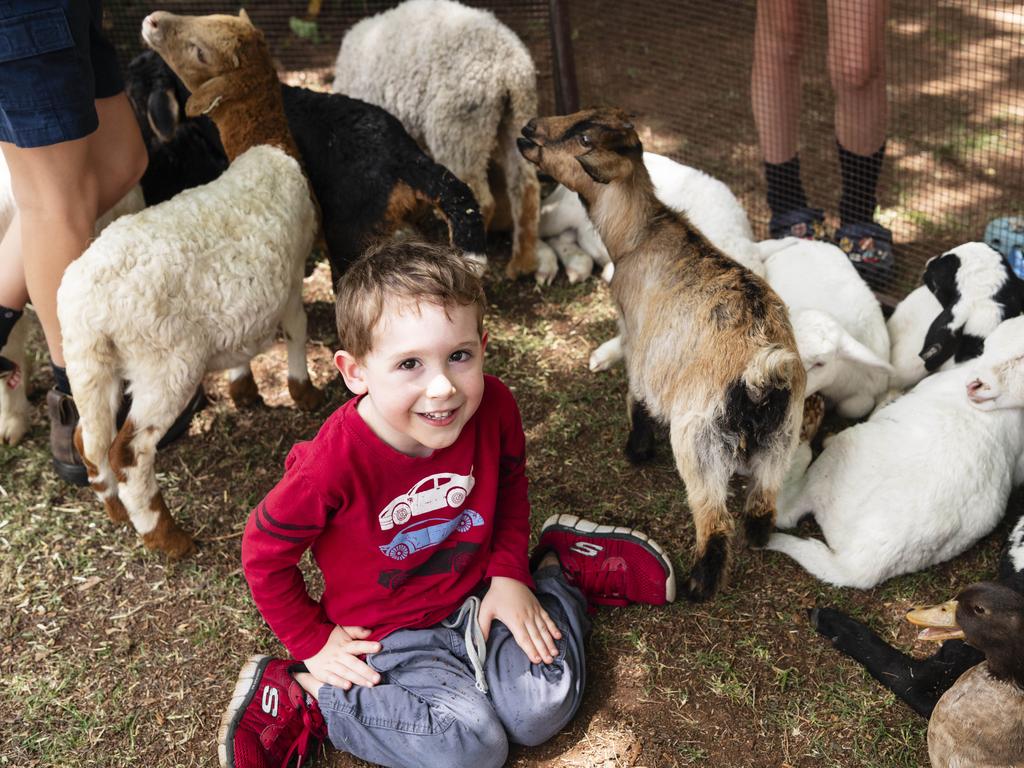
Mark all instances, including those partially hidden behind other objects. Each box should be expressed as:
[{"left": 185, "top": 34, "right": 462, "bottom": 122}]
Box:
[
  {"left": 766, "top": 315, "right": 1024, "bottom": 589},
  {"left": 579, "top": 152, "right": 765, "bottom": 371},
  {"left": 761, "top": 239, "right": 891, "bottom": 418}
]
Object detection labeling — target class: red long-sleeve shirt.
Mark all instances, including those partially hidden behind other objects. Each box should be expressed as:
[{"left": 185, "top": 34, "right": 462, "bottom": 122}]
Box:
[{"left": 241, "top": 375, "right": 533, "bottom": 660}]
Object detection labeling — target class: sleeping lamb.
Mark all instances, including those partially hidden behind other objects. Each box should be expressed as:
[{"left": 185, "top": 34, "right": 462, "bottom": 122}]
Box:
[{"left": 767, "top": 315, "right": 1024, "bottom": 589}]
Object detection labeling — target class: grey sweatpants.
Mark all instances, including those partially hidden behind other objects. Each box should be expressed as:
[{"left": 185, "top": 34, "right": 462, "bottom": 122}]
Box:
[{"left": 316, "top": 567, "right": 591, "bottom": 768}]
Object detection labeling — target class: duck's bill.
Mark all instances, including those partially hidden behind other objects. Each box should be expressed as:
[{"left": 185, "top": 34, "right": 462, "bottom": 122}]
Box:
[{"left": 906, "top": 600, "right": 965, "bottom": 642}]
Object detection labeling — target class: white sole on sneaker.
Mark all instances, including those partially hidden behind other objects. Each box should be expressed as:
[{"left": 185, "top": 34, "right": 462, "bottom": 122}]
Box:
[
  {"left": 540, "top": 513, "right": 677, "bottom": 602},
  {"left": 218, "top": 654, "right": 272, "bottom": 768}
]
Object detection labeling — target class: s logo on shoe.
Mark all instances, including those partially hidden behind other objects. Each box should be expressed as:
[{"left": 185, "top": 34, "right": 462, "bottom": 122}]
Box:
[
  {"left": 262, "top": 686, "right": 279, "bottom": 717},
  {"left": 570, "top": 541, "right": 604, "bottom": 557}
]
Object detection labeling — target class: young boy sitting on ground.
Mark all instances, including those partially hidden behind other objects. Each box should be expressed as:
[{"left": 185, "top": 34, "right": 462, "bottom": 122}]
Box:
[{"left": 219, "top": 241, "right": 676, "bottom": 768}]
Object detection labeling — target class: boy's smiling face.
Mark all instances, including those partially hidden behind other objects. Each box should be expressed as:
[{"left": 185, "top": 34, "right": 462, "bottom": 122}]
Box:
[{"left": 336, "top": 300, "right": 486, "bottom": 457}]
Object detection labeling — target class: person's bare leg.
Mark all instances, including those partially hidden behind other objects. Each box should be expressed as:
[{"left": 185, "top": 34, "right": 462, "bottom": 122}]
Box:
[
  {"left": 752, "top": 0, "right": 805, "bottom": 164},
  {"left": 828, "top": 0, "right": 888, "bottom": 156},
  {"left": 0, "top": 92, "right": 145, "bottom": 366}
]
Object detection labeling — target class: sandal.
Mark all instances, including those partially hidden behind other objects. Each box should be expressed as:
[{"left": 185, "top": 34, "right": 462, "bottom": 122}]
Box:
[
  {"left": 835, "top": 221, "right": 894, "bottom": 288},
  {"left": 769, "top": 207, "right": 828, "bottom": 241}
]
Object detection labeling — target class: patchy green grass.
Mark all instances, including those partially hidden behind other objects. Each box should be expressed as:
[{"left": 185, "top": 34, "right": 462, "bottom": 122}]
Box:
[{"left": 0, "top": 253, "right": 1010, "bottom": 768}]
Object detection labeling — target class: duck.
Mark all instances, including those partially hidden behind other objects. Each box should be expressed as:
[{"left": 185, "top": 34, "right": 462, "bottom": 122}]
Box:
[{"left": 907, "top": 581, "right": 1024, "bottom": 768}]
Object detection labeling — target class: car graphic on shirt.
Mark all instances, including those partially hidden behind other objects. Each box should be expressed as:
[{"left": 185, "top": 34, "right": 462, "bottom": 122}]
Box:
[
  {"left": 378, "top": 509, "right": 484, "bottom": 561},
  {"left": 378, "top": 469, "right": 475, "bottom": 531},
  {"left": 377, "top": 540, "right": 480, "bottom": 590}
]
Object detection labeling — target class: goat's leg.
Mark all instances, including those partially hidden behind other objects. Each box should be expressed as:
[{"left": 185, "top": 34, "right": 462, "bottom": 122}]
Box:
[
  {"left": 0, "top": 315, "right": 31, "bottom": 445},
  {"left": 809, "top": 607, "right": 982, "bottom": 718},
  {"left": 624, "top": 393, "right": 657, "bottom": 464},
  {"left": 280, "top": 290, "right": 323, "bottom": 411},
  {"left": 227, "top": 363, "right": 263, "bottom": 408},
  {"left": 551, "top": 232, "right": 593, "bottom": 285},
  {"left": 113, "top": 386, "right": 196, "bottom": 558},
  {"left": 672, "top": 419, "right": 735, "bottom": 601},
  {"left": 590, "top": 335, "right": 624, "bottom": 373},
  {"left": 742, "top": 442, "right": 793, "bottom": 547}
]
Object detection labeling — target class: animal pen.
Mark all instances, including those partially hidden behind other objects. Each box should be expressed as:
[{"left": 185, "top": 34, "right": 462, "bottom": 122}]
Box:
[{"left": 105, "top": 0, "right": 1024, "bottom": 302}]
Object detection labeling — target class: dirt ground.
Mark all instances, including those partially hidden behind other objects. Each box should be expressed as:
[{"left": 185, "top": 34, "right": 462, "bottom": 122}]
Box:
[{"left": 3, "top": 2, "right": 1023, "bottom": 767}]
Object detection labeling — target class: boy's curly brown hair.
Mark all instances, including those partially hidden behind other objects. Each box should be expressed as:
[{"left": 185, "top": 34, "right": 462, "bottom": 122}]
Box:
[{"left": 335, "top": 241, "right": 486, "bottom": 358}]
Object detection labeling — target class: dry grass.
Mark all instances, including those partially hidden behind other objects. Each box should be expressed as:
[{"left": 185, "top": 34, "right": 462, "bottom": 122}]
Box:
[{"left": 0, "top": 249, "right": 1010, "bottom": 767}]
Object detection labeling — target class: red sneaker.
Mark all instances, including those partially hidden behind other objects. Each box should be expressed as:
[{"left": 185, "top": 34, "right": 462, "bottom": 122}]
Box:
[
  {"left": 537, "top": 514, "right": 676, "bottom": 607},
  {"left": 218, "top": 655, "right": 327, "bottom": 768}
]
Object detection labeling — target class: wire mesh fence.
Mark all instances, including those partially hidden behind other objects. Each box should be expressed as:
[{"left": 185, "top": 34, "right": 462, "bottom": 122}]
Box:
[{"left": 104, "top": 1, "right": 1024, "bottom": 303}]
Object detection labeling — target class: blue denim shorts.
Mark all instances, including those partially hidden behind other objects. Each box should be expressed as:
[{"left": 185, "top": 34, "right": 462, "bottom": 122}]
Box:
[{"left": 0, "top": 1, "right": 123, "bottom": 147}]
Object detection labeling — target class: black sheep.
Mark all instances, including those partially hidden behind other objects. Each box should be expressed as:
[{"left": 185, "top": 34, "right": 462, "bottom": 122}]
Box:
[
  {"left": 126, "top": 50, "right": 486, "bottom": 290},
  {"left": 809, "top": 511, "right": 1024, "bottom": 718}
]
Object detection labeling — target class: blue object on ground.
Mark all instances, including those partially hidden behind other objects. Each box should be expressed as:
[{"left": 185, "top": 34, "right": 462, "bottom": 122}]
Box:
[{"left": 984, "top": 217, "right": 1024, "bottom": 280}]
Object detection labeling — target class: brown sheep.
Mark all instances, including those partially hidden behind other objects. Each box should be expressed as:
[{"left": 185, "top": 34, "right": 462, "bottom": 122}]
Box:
[{"left": 518, "top": 108, "right": 805, "bottom": 600}]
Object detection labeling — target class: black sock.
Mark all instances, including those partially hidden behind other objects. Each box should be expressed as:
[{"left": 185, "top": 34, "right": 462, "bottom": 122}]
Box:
[
  {"left": 838, "top": 141, "right": 885, "bottom": 226},
  {"left": 0, "top": 305, "right": 22, "bottom": 351},
  {"left": 764, "top": 156, "right": 808, "bottom": 218},
  {"left": 51, "top": 362, "right": 71, "bottom": 396}
]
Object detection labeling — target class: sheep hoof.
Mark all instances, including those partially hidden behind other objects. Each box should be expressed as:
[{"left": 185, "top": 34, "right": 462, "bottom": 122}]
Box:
[
  {"left": 142, "top": 515, "right": 196, "bottom": 560},
  {"left": 683, "top": 536, "right": 729, "bottom": 602},
  {"left": 0, "top": 412, "right": 29, "bottom": 445},
  {"left": 744, "top": 514, "right": 774, "bottom": 548},
  {"left": 229, "top": 373, "right": 263, "bottom": 409},
  {"left": 288, "top": 378, "right": 325, "bottom": 411}
]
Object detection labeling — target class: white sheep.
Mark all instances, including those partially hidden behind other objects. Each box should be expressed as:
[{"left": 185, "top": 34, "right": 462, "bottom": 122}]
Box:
[
  {"left": 760, "top": 238, "right": 891, "bottom": 418},
  {"left": 60, "top": 11, "right": 320, "bottom": 558},
  {"left": 332, "top": 0, "right": 541, "bottom": 280},
  {"left": 766, "top": 315, "right": 1024, "bottom": 589},
  {"left": 582, "top": 153, "right": 767, "bottom": 372}
]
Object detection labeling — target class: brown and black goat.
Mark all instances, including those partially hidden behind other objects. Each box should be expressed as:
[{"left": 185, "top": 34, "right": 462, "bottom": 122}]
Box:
[{"left": 518, "top": 108, "right": 805, "bottom": 600}]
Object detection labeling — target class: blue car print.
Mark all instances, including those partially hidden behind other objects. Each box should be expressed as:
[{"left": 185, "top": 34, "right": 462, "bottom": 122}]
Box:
[{"left": 379, "top": 509, "right": 484, "bottom": 560}]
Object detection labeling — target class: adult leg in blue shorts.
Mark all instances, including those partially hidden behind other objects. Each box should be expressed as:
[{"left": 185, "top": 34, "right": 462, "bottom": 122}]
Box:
[{"left": 0, "top": 1, "right": 147, "bottom": 483}]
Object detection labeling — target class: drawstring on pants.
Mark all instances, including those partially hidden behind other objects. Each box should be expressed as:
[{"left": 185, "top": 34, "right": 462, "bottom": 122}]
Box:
[{"left": 442, "top": 595, "right": 488, "bottom": 693}]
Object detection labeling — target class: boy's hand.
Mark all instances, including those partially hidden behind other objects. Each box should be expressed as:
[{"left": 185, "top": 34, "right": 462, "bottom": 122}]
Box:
[
  {"left": 479, "top": 576, "right": 562, "bottom": 665},
  {"left": 303, "top": 625, "right": 382, "bottom": 691}
]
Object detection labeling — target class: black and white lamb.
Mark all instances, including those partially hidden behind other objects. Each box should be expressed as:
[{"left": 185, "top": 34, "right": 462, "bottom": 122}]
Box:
[
  {"left": 333, "top": 0, "right": 540, "bottom": 279},
  {"left": 889, "top": 242, "right": 1024, "bottom": 391},
  {"left": 127, "top": 50, "right": 486, "bottom": 289},
  {"left": 767, "top": 315, "right": 1024, "bottom": 588}
]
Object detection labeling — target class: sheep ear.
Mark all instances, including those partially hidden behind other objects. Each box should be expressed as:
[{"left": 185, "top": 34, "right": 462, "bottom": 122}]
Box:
[
  {"left": 920, "top": 309, "right": 961, "bottom": 371},
  {"left": 146, "top": 88, "right": 180, "bottom": 142},
  {"left": 185, "top": 77, "right": 225, "bottom": 117},
  {"left": 838, "top": 332, "right": 894, "bottom": 373}
]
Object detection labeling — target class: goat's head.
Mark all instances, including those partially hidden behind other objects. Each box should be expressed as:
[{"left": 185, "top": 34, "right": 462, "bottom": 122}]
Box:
[
  {"left": 792, "top": 309, "right": 893, "bottom": 396},
  {"left": 141, "top": 9, "right": 268, "bottom": 119},
  {"left": 126, "top": 50, "right": 191, "bottom": 147},
  {"left": 517, "top": 108, "right": 642, "bottom": 193},
  {"left": 965, "top": 316, "right": 1024, "bottom": 410}
]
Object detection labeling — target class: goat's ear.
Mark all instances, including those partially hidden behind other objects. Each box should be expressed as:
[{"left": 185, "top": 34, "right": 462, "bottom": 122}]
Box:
[
  {"left": 837, "top": 332, "right": 894, "bottom": 373},
  {"left": 146, "top": 88, "right": 180, "bottom": 142},
  {"left": 239, "top": 8, "right": 252, "bottom": 25},
  {"left": 577, "top": 152, "right": 631, "bottom": 185}
]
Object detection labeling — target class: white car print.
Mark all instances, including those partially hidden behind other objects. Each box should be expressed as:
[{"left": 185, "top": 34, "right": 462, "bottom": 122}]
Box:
[{"left": 378, "top": 469, "right": 476, "bottom": 531}]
